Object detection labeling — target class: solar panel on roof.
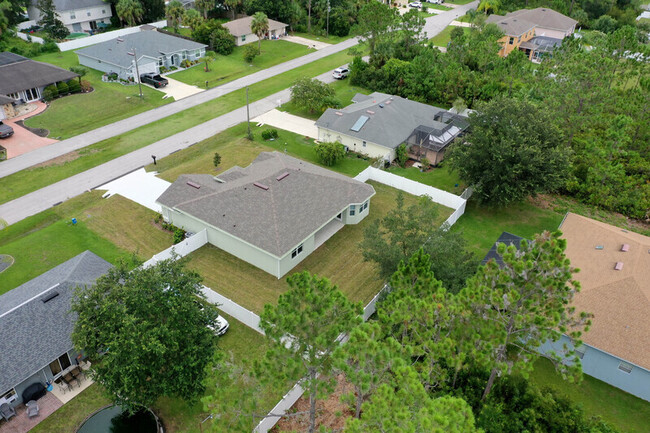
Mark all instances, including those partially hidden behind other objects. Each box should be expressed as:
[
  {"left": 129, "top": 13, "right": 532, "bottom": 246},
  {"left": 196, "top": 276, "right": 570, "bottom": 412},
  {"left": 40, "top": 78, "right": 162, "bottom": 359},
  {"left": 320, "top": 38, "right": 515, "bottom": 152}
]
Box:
[{"left": 350, "top": 115, "right": 369, "bottom": 132}]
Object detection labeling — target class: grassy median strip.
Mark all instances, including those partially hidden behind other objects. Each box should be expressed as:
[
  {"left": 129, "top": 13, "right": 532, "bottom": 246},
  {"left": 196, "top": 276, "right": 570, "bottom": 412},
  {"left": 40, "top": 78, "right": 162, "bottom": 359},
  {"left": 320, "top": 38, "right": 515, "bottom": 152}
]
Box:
[{"left": 0, "top": 49, "right": 357, "bottom": 206}]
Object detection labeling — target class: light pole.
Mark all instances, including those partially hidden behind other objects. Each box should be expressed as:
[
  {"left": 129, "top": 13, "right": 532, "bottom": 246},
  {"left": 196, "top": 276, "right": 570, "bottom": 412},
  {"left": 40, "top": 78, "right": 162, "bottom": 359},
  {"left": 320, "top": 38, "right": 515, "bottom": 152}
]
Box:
[
  {"left": 326, "top": 0, "right": 331, "bottom": 38},
  {"left": 127, "top": 47, "right": 143, "bottom": 100}
]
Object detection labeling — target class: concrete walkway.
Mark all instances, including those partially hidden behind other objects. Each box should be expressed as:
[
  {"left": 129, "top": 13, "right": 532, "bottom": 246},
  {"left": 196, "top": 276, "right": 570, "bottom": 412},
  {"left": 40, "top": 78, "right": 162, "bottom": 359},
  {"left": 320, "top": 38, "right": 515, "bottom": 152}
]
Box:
[
  {"left": 284, "top": 35, "right": 331, "bottom": 50},
  {"left": 252, "top": 109, "right": 319, "bottom": 139},
  {"left": 0, "top": 3, "right": 479, "bottom": 226}
]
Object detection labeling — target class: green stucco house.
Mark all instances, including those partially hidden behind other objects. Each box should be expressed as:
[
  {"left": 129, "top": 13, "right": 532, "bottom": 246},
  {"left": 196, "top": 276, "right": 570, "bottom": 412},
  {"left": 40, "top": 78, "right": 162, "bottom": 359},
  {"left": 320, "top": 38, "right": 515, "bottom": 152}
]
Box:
[{"left": 156, "top": 152, "right": 375, "bottom": 278}]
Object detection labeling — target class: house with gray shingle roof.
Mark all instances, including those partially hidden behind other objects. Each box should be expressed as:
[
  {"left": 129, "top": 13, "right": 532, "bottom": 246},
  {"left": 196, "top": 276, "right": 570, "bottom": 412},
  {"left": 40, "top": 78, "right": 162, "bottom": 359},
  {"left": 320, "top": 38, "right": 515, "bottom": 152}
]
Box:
[
  {"left": 222, "top": 16, "right": 288, "bottom": 46},
  {"left": 75, "top": 29, "right": 207, "bottom": 80},
  {"left": 0, "top": 251, "right": 111, "bottom": 408},
  {"left": 156, "top": 152, "right": 375, "bottom": 278},
  {"left": 315, "top": 92, "right": 468, "bottom": 165},
  {"left": 28, "top": 0, "right": 113, "bottom": 34},
  {"left": 486, "top": 7, "right": 577, "bottom": 61},
  {"left": 0, "top": 52, "right": 79, "bottom": 117}
]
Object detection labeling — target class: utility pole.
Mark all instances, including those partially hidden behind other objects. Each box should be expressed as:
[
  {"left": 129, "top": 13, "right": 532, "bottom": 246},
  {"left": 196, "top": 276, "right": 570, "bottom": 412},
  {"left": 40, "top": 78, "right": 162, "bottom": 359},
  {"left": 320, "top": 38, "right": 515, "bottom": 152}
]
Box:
[
  {"left": 326, "top": 0, "right": 330, "bottom": 38},
  {"left": 126, "top": 47, "right": 143, "bottom": 100},
  {"left": 246, "top": 86, "right": 252, "bottom": 140}
]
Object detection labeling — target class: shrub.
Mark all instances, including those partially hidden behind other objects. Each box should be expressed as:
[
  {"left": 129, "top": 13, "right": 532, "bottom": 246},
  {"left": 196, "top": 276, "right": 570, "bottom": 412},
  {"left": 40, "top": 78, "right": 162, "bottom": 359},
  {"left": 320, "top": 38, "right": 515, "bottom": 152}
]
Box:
[
  {"left": 67, "top": 79, "right": 81, "bottom": 93},
  {"left": 43, "top": 84, "right": 58, "bottom": 100},
  {"left": 213, "top": 152, "right": 221, "bottom": 168},
  {"left": 396, "top": 143, "right": 408, "bottom": 168},
  {"left": 173, "top": 228, "right": 186, "bottom": 244},
  {"left": 315, "top": 142, "right": 346, "bottom": 166},
  {"left": 420, "top": 157, "right": 430, "bottom": 170},
  {"left": 243, "top": 44, "right": 258, "bottom": 63},
  {"left": 261, "top": 129, "right": 279, "bottom": 140},
  {"left": 80, "top": 80, "right": 92, "bottom": 92},
  {"left": 56, "top": 81, "right": 68, "bottom": 95}
]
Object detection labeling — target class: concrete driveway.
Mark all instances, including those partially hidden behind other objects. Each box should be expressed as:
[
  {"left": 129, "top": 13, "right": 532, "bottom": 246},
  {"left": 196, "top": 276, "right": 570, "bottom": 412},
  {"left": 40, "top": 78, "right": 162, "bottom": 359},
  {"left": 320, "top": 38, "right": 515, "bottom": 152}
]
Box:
[
  {"left": 283, "top": 35, "right": 331, "bottom": 50},
  {"left": 97, "top": 168, "right": 171, "bottom": 213},
  {"left": 252, "top": 109, "right": 319, "bottom": 139},
  {"left": 144, "top": 76, "right": 204, "bottom": 101}
]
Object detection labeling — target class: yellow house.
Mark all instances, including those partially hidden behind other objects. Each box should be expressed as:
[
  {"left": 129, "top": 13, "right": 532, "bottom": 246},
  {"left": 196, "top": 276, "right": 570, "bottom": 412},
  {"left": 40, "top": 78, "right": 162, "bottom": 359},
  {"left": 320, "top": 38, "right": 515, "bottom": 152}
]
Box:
[{"left": 486, "top": 8, "right": 578, "bottom": 62}]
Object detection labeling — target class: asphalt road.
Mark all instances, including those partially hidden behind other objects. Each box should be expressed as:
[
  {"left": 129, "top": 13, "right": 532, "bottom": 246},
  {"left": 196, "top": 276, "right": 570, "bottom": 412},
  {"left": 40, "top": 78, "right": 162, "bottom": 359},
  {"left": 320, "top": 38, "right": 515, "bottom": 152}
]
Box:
[{"left": 0, "top": 2, "right": 479, "bottom": 227}]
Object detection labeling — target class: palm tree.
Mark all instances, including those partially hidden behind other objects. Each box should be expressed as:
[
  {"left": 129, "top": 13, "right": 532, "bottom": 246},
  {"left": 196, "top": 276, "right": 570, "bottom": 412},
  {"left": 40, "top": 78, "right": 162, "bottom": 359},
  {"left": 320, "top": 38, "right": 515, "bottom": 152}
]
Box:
[
  {"left": 183, "top": 8, "right": 203, "bottom": 31},
  {"left": 166, "top": 0, "right": 185, "bottom": 32},
  {"left": 195, "top": 0, "right": 216, "bottom": 19},
  {"left": 224, "top": 0, "right": 241, "bottom": 21},
  {"left": 251, "top": 11, "right": 269, "bottom": 54},
  {"left": 477, "top": 0, "right": 501, "bottom": 14},
  {"left": 116, "top": 0, "right": 144, "bottom": 27}
]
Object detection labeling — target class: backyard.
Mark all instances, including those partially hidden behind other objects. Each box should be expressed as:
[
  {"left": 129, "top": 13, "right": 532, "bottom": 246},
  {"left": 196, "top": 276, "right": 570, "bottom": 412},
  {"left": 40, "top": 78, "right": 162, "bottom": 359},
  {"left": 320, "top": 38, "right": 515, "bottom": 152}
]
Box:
[
  {"left": 171, "top": 39, "right": 311, "bottom": 88},
  {"left": 189, "top": 180, "right": 453, "bottom": 313},
  {"left": 25, "top": 51, "right": 172, "bottom": 139}
]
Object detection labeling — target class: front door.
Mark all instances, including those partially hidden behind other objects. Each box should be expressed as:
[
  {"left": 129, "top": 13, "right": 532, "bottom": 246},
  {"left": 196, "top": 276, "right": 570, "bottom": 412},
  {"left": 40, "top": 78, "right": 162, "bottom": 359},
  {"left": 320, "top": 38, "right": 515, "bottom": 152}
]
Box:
[
  {"left": 24, "top": 88, "right": 40, "bottom": 101},
  {"left": 48, "top": 353, "right": 72, "bottom": 378}
]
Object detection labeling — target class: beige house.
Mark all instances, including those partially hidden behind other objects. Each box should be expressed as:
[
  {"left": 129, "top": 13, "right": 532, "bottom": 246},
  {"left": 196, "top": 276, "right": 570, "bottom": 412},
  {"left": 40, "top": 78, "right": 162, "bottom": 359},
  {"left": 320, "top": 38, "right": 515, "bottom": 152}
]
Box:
[
  {"left": 487, "top": 8, "right": 577, "bottom": 61},
  {"left": 541, "top": 213, "right": 650, "bottom": 401},
  {"left": 222, "top": 16, "right": 288, "bottom": 46},
  {"left": 156, "top": 152, "right": 375, "bottom": 279},
  {"left": 315, "top": 92, "right": 468, "bottom": 164}
]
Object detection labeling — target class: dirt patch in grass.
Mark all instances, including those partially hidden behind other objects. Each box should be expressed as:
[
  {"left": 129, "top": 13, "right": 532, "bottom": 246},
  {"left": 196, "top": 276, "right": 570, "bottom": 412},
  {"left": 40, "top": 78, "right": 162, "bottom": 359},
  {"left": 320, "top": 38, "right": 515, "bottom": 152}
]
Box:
[
  {"left": 33, "top": 150, "right": 82, "bottom": 168},
  {"left": 272, "top": 374, "right": 354, "bottom": 433}
]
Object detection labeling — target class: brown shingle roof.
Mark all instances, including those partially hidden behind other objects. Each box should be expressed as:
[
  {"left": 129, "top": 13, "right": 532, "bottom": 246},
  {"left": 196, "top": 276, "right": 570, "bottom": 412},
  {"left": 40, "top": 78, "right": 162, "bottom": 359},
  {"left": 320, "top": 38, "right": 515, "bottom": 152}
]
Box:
[
  {"left": 486, "top": 14, "right": 536, "bottom": 36},
  {"left": 560, "top": 213, "right": 650, "bottom": 370},
  {"left": 506, "top": 7, "right": 577, "bottom": 32},
  {"left": 222, "top": 16, "right": 287, "bottom": 37},
  {"left": 0, "top": 53, "right": 78, "bottom": 95}
]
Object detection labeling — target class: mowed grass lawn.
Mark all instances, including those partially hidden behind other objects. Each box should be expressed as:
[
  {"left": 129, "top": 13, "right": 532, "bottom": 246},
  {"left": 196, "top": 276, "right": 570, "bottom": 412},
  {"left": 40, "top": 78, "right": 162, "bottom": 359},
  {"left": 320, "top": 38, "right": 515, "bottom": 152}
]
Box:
[
  {"left": 189, "top": 181, "right": 453, "bottom": 313},
  {"left": 172, "top": 40, "right": 311, "bottom": 88},
  {"left": 430, "top": 25, "right": 471, "bottom": 46},
  {"left": 0, "top": 191, "right": 173, "bottom": 294},
  {"left": 531, "top": 359, "right": 650, "bottom": 433},
  {"left": 150, "top": 122, "right": 371, "bottom": 182},
  {"left": 25, "top": 51, "right": 171, "bottom": 139},
  {"left": 279, "top": 78, "right": 370, "bottom": 121},
  {"left": 0, "top": 49, "right": 357, "bottom": 206}
]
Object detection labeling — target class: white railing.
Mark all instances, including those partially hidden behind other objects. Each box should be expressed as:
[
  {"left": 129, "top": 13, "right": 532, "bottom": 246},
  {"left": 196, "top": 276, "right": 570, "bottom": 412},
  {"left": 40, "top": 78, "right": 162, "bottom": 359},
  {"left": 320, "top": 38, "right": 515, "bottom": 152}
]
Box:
[
  {"left": 56, "top": 20, "right": 167, "bottom": 51},
  {"left": 141, "top": 229, "right": 208, "bottom": 268}
]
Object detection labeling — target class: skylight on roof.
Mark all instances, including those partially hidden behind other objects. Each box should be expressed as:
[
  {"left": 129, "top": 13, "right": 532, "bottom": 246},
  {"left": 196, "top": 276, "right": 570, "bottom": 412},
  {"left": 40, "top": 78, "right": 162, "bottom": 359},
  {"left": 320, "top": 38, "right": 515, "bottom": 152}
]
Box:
[
  {"left": 254, "top": 182, "right": 269, "bottom": 191},
  {"left": 350, "top": 115, "right": 369, "bottom": 132}
]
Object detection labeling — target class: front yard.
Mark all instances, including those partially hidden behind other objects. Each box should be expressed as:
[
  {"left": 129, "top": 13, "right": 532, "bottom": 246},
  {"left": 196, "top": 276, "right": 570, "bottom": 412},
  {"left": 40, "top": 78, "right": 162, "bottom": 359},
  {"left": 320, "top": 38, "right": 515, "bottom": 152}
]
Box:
[
  {"left": 171, "top": 40, "right": 311, "bottom": 88},
  {"left": 25, "top": 51, "right": 172, "bottom": 139},
  {"left": 429, "top": 25, "right": 471, "bottom": 46},
  {"left": 189, "top": 181, "right": 453, "bottom": 313}
]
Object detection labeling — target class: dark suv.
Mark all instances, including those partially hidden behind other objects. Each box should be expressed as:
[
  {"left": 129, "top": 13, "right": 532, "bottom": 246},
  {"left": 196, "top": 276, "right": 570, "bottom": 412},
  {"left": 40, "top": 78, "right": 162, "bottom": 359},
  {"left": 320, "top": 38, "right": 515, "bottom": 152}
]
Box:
[
  {"left": 140, "top": 73, "right": 169, "bottom": 88},
  {"left": 0, "top": 121, "right": 14, "bottom": 139}
]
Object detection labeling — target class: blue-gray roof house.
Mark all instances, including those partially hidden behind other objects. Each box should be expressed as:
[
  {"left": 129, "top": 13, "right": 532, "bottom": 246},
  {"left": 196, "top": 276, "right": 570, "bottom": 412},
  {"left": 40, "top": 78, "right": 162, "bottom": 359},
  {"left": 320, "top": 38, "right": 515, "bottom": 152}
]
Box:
[
  {"left": 0, "top": 251, "right": 111, "bottom": 408},
  {"left": 75, "top": 29, "right": 207, "bottom": 80}
]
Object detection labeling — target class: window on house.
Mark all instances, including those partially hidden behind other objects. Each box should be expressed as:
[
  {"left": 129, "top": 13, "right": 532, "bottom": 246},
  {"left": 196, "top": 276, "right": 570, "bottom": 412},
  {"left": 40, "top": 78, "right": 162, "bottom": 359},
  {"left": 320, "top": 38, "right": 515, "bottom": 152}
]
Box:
[
  {"left": 574, "top": 345, "right": 586, "bottom": 359},
  {"left": 242, "top": 35, "right": 246, "bottom": 42},
  {"left": 102, "top": 9, "right": 106, "bottom": 13},
  {"left": 70, "top": 12, "right": 76, "bottom": 19},
  {"left": 350, "top": 205, "right": 356, "bottom": 216},
  {"left": 291, "top": 244, "right": 304, "bottom": 259},
  {"left": 618, "top": 361, "right": 633, "bottom": 374},
  {"left": 87, "top": 11, "right": 91, "bottom": 16},
  {"left": 1, "top": 389, "right": 16, "bottom": 402},
  {"left": 362, "top": 141, "right": 367, "bottom": 147},
  {"left": 158, "top": 58, "right": 163, "bottom": 66},
  {"left": 363, "top": 201, "right": 368, "bottom": 210},
  {"left": 509, "top": 37, "right": 514, "bottom": 44}
]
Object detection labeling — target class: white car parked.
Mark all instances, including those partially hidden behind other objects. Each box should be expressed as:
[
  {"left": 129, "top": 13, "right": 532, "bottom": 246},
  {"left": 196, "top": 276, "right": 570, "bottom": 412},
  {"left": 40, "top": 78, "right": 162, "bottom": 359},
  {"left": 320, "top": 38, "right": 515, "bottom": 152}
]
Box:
[
  {"left": 332, "top": 67, "right": 350, "bottom": 79},
  {"left": 409, "top": 1, "right": 423, "bottom": 8}
]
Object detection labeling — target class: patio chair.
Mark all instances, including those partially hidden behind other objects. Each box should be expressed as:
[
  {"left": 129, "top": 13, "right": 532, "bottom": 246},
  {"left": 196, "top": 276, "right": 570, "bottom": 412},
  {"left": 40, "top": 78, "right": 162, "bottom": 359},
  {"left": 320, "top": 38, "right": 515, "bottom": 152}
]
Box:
[
  {"left": 56, "top": 381, "right": 68, "bottom": 394},
  {"left": 26, "top": 400, "right": 39, "bottom": 418},
  {"left": 0, "top": 403, "right": 16, "bottom": 421}
]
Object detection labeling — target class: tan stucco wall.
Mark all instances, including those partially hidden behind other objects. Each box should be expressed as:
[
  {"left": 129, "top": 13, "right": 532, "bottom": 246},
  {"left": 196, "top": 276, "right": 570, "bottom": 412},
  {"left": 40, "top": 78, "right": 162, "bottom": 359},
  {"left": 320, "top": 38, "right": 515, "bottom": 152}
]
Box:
[
  {"left": 496, "top": 28, "right": 535, "bottom": 57},
  {"left": 317, "top": 127, "right": 396, "bottom": 161}
]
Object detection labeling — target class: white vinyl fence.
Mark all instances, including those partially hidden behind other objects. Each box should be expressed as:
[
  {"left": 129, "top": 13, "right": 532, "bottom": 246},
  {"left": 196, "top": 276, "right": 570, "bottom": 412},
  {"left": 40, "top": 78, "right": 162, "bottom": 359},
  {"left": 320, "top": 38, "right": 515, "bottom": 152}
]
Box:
[
  {"left": 354, "top": 166, "right": 470, "bottom": 229},
  {"left": 15, "top": 31, "right": 45, "bottom": 44},
  {"left": 200, "top": 286, "right": 264, "bottom": 334},
  {"left": 141, "top": 229, "right": 208, "bottom": 268},
  {"left": 57, "top": 21, "right": 167, "bottom": 51}
]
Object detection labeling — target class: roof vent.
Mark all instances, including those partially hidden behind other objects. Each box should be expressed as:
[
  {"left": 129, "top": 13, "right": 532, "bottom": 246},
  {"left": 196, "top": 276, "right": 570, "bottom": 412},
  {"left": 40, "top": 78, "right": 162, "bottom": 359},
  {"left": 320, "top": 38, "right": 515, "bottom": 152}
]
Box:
[
  {"left": 186, "top": 181, "right": 201, "bottom": 189},
  {"left": 253, "top": 182, "right": 269, "bottom": 191},
  {"left": 595, "top": 245, "right": 604, "bottom": 250},
  {"left": 385, "top": 100, "right": 391, "bottom": 105},
  {"left": 276, "top": 172, "right": 290, "bottom": 181},
  {"left": 379, "top": 104, "right": 384, "bottom": 108},
  {"left": 335, "top": 112, "right": 343, "bottom": 116},
  {"left": 42, "top": 291, "right": 60, "bottom": 303},
  {"left": 614, "top": 262, "right": 624, "bottom": 271},
  {"left": 366, "top": 110, "right": 375, "bottom": 115},
  {"left": 621, "top": 244, "right": 630, "bottom": 252}
]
